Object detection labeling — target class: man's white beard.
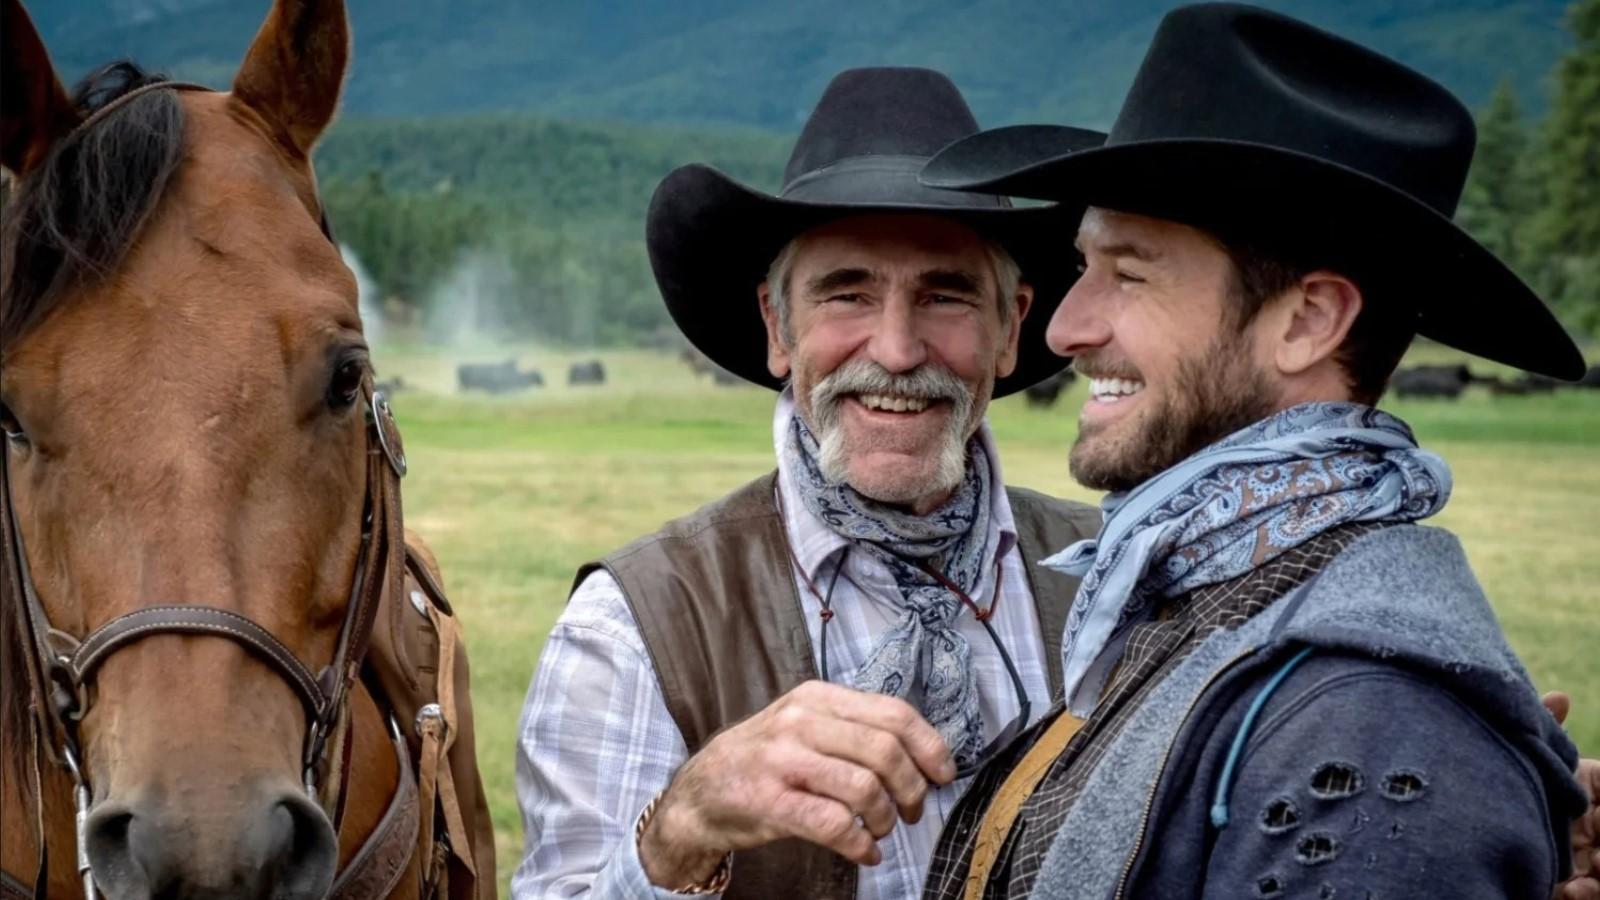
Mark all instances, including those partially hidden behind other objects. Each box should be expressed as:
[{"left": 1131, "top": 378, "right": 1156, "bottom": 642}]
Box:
[
  {"left": 816, "top": 416, "right": 970, "bottom": 503},
  {"left": 807, "top": 358, "right": 977, "bottom": 504}
]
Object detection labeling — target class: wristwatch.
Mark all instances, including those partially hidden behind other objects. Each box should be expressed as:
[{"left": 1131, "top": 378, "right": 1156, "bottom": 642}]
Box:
[{"left": 635, "top": 790, "right": 734, "bottom": 895}]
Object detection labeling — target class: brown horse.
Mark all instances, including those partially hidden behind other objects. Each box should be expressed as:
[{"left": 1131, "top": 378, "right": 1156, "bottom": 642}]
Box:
[{"left": 0, "top": 1, "right": 492, "bottom": 897}]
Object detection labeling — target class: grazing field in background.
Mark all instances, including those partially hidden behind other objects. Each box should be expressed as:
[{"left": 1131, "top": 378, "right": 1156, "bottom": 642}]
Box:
[{"left": 376, "top": 345, "right": 1600, "bottom": 887}]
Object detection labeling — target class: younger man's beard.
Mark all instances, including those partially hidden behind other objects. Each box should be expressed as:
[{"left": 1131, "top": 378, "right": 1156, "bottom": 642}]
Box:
[
  {"left": 809, "top": 359, "right": 976, "bottom": 503},
  {"left": 1070, "top": 334, "right": 1278, "bottom": 493}
]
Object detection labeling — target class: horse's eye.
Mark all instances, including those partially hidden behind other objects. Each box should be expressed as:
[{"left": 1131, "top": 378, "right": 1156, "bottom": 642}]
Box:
[
  {"left": 0, "top": 402, "right": 29, "bottom": 450},
  {"left": 327, "top": 359, "right": 365, "bottom": 410}
]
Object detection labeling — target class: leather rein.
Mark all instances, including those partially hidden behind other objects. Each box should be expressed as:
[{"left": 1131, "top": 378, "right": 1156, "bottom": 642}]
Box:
[{"left": 0, "top": 81, "right": 415, "bottom": 900}]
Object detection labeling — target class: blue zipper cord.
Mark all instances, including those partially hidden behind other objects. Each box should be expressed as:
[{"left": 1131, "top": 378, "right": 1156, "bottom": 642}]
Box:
[{"left": 1210, "top": 645, "right": 1316, "bottom": 829}]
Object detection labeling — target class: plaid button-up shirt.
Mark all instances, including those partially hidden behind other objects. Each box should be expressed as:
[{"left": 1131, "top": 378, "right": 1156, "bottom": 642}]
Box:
[
  {"left": 922, "top": 522, "right": 1385, "bottom": 900},
  {"left": 512, "top": 392, "right": 1058, "bottom": 899}
]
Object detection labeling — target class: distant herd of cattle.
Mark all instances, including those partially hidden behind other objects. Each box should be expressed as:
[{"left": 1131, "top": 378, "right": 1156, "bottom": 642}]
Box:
[
  {"left": 445, "top": 350, "right": 731, "bottom": 394},
  {"left": 374, "top": 356, "right": 1600, "bottom": 402},
  {"left": 1387, "top": 363, "right": 1600, "bottom": 399},
  {"left": 453, "top": 358, "right": 602, "bottom": 393}
]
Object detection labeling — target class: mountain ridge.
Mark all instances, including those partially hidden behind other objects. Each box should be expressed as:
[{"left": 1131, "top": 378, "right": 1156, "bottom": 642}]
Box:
[{"left": 31, "top": 0, "right": 1574, "bottom": 131}]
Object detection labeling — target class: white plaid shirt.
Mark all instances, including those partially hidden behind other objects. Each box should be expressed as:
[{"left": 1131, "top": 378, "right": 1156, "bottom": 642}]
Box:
[{"left": 512, "top": 391, "right": 1053, "bottom": 899}]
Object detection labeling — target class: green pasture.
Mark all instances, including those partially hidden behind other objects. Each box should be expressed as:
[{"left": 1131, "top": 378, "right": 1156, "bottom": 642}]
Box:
[{"left": 375, "top": 345, "right": 1600, "bottom": 886}]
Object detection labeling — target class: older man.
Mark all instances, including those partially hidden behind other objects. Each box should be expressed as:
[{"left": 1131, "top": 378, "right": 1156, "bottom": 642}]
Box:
[
  {"left": 915, "top": 5, "right": 1596, "bottom": 899},
  {"left": 510, "top": 68, "right": 1104, "bottom": 899}
]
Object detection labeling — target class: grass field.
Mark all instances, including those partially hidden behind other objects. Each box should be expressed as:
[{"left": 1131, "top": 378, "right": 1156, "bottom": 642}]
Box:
[{"left": 375, "top": 344, "right": 1600, "bottom": 886}]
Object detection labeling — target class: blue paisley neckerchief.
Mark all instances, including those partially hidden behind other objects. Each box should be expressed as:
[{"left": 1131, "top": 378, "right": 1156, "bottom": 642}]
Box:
[
  {"left": 1045, "top": 402, "right": 1453, "bottom": 716},
  {"left": 785, "top": 415, "right": 994, "bottom": 769}
]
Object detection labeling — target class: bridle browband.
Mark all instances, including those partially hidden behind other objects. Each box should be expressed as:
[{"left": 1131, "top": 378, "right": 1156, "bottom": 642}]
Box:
[{"left": 0, "top": 80, "right": 393, "bottom": 900}]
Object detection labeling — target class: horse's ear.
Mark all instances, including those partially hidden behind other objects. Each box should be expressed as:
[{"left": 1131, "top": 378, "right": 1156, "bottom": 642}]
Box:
[
  {"left": 232, "top": 0, "right": 349, "bottom": 156},
  {"left": 1, "top": 0, "right": 81, "bottom": 175}
]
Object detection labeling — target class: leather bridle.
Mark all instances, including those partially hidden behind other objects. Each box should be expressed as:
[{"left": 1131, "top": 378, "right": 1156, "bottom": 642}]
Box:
[
  {"left": 1, "top": 384, "right": 408, "bottom": 899},
  {"left": 0, "top": 81, "right": 408, "bottom": 900}
]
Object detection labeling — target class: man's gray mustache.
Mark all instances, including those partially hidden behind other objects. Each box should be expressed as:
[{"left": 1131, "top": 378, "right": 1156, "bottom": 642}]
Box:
[{"left": 812, "top": 363, "right": 969, "bottom": 407}]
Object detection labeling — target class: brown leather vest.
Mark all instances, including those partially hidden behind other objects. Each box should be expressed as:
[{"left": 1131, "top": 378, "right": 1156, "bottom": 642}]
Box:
[{"left": 574, "top": 473, "right": 1100, "bottom": 900}]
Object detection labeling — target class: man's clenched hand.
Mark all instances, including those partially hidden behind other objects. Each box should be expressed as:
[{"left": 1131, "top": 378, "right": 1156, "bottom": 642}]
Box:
[{"left": 638, "top": 680, "right": 956, "bottom": 888}]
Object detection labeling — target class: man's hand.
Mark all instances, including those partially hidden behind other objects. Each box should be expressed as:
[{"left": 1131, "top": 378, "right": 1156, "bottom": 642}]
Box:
[
  {"left": 1543, "top": 692, "right": 1599, "bottom": 900},
  {"left": 638, "top": 680, "right": 956, "bottom": 887}
]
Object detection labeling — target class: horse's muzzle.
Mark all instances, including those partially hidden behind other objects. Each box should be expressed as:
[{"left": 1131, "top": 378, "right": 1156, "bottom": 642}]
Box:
[{"left": 83, "top": 787, "right": 336, "bottom": 900}]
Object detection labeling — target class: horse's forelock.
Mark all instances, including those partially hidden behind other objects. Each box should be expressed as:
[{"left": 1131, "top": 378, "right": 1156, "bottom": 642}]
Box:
[{"left": 0, "top": 60, "right": 186, "bottom": 355}]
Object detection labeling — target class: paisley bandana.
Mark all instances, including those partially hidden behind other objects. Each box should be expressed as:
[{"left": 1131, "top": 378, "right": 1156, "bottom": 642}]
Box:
[
  {"left": 1045, "top": 402, "right": 1452, "bottom": 715},
  {"left": 785, "top": 415, "right": 994, "bottom": 769}
]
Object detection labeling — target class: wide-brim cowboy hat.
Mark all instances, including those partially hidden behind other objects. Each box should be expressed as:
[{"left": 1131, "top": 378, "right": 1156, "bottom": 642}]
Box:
[
  {"left": 647, "top": 67, "right": 1106, "bottom": 395},
  {"left": 919, "top": 3, "right": 1586, "bottom": 381}
]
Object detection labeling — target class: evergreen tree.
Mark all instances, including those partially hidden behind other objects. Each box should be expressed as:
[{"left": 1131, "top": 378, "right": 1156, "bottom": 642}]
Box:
[
  {"left": 1458, "top": 78, "right": 1533, "bottom": 272},
  {"left": 1529, "top": 0, "right": 1600, "bottom": 340},
  {"left": 322, "top": 170, "right": 490, "bottom": 315}
]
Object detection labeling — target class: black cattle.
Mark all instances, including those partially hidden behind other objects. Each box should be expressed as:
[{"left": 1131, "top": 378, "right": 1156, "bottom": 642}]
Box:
[
  {"left": 1390, "top": 364, "right": 1477, "bottom": 399},
  {"left": 458, "top": 359, "right": 543, "bottom": 393},
  {"left": 568, "top": 359, "right": 607, "bottom": 386},
  {"left": 1023, "top": 370, "right": 1077, "bottom": 408}
]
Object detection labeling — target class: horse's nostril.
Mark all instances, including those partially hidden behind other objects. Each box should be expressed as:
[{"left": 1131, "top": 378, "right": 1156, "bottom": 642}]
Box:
[
  {"left": 84, "top": 803, "right": 155, "bottom": 899},
  {"left": 261, "top": 791, "right": 337, "bottom": 900}
]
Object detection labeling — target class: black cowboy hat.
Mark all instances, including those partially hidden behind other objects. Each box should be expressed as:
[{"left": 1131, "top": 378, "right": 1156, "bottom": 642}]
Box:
[
  {"left": 646, "top": 67, "right": 1106, "bottom": 395},
  {"left": 919, "top": 3, "right": 1586, "bottom": 381}
]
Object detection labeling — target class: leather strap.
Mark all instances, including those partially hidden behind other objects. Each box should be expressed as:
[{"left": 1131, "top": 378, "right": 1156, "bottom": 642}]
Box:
[
  {"left": 423, "top": 601, "right": 475, "bottom": 878},
  {"left": 405, "top": 545, "right": 454, "bottom": 617},
  {"left": 68, "top": 81, "right": 211, "bottom": 137},
  {"left": 416, "top": 714, "right": 444, "bottom": 882},
  {"left": 962, "top": 709, "right": 1086, "bottom": 900},
  {"left": 308, "top": 387, "right": 405, "bottom": 803},
  {"left": 3, "top": 440, "right": 68, "bottom": 763},
  {"left": 1, "top": 870, "right": 32, "bottom": 900},
  {"left": 66, "top": 606, "right": 328, "bottom": 717},
  {"left": 327, "top": 718, "right": 419, "bottom": 900},
  {"left": 29, "top": 718, "right": 46, "bottom": 900},
  {"left": 414, "top": 586, "right": 478, "bottom": 887}
]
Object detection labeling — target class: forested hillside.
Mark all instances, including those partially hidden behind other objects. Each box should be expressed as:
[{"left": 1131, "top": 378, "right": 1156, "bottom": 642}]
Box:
[
  {"left": 314, "top": 117, "right": 788, "bottom": 344},
  {"left": 37, "top": 0, "right": 1574, "bottom": 128}
]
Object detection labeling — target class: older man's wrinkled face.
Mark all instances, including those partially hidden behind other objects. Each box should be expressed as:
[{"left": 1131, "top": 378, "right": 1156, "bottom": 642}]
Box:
[{"left": 760, "top": 214, "right": 1031, "bottom": 513}]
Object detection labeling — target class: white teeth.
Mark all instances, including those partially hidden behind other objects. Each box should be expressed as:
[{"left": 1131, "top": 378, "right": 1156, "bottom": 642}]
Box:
[
  {"left": 1089, "top": 377, "right": 1145, "bottom": 401},
  {"left": 858, "top": 393, "right": 930, "bottom": 412}
]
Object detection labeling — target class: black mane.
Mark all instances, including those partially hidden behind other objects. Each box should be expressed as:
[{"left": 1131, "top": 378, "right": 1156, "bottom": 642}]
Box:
[{"left": 0, "top": 60, "right": 187, "bottom": 352}]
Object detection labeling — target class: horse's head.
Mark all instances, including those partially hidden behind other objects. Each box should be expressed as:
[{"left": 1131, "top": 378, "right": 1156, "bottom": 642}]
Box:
[{"left": 1, "top": 1, "right": 372, "bottom": 896}]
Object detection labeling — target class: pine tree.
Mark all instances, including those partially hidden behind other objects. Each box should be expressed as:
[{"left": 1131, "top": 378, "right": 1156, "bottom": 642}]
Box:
[
  {"left": 1529, "top": 0, "right": 1600, "bottom": 339},
  {"left": 1458, "top": 78, "right": 1533, "bottom": 272}
]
